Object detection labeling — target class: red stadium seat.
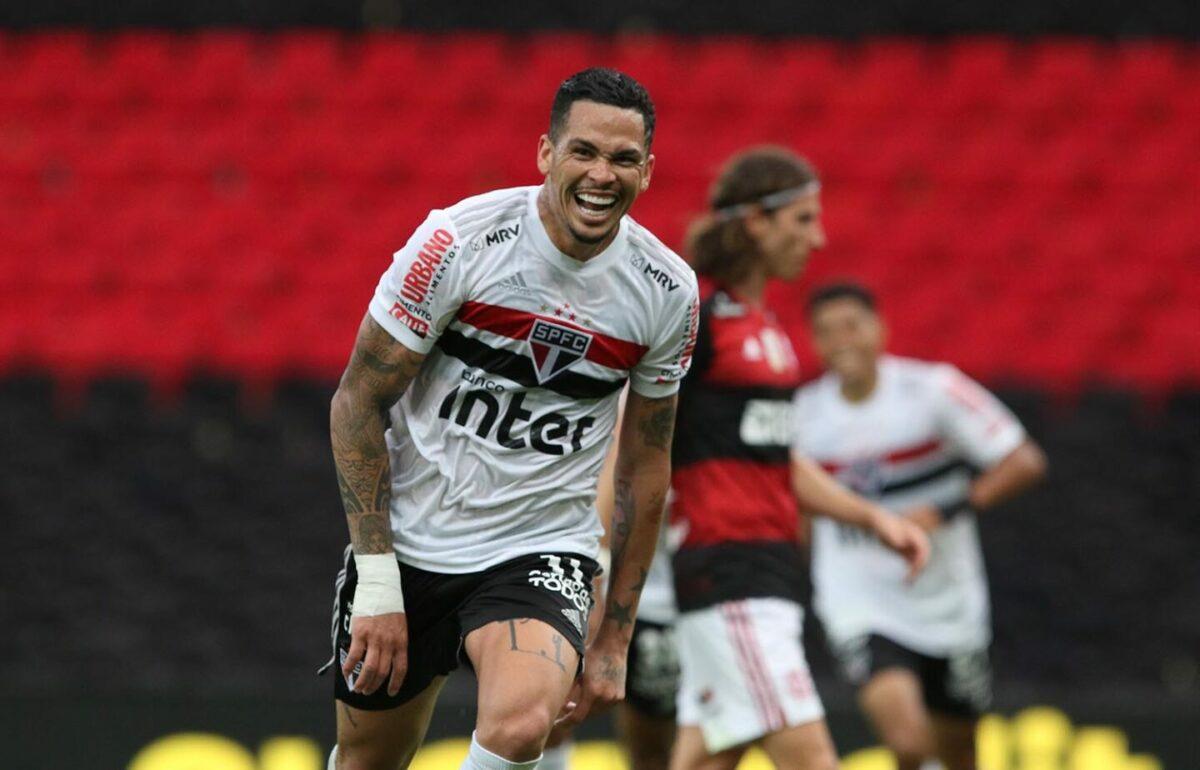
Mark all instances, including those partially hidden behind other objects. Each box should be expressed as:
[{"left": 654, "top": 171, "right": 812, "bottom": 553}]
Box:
[{"left": 4, "top": 33, "right": 1197, "bottom": 393}]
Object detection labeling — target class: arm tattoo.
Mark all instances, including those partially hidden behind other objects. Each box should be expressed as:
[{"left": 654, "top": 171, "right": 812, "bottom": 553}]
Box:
[
  {"left": 598, "top": 653, "right": 623, "bottom": 683},
  {"left": 606, "top": 600, "right": 633, "bottom": 630},
  {"left": 637, "top": 397, "right": 677, "bottom": 452},
  {"left": 602, "top": 394, "right": 674, "bottom": 633},
  {"left": 630, "top": 566, "right": 648, "bottom": 593},
  {"left": 331, "top": 315, "right": 423, "bottom": 555},
  {"left": 354, "top": 512, "right": 392, "bottom": 553},
  {"left": 609, "top": 479, "right": 635, "bottom": 581},
  {"left": 605, "top": 480, "right": 638, "bottom": 631}
]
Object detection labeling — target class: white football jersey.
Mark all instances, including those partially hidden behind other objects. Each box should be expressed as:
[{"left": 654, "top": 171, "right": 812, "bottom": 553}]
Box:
[
  {"left": 367, "top": 186, "right": 699, "bottom": 573},
  {"left": 792, "top": 355, "right": 1025, "bottom": 655}
]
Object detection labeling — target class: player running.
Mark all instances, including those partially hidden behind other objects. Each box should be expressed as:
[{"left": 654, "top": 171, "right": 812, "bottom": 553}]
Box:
[
  {"left": 793, "top": 282, "right": 1047, "bottom": 770},
  {"left": 669, "top": 147, "right": 929, "bottom": 770},
  {"left": 322, "top": 68, "right": 699, "bottom": 770}
]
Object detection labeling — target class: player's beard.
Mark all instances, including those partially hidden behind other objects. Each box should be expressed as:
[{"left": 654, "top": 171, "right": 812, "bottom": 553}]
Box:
[{"left": 567, "top": 221, "right": 615, "bottom": 245}]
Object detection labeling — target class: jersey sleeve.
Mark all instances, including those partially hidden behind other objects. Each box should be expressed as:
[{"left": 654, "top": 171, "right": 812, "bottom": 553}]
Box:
[
  {"left": 933, "top": 365, "right": 1026, "bottom": 468},
  {"left": 367, "top": 209, "right": 467, "bottom": 354},
  {"left": 630, "top": 279, "right": 700, "bottom": 398}
]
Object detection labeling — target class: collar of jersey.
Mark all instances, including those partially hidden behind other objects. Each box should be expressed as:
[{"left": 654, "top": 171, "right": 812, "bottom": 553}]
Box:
[{"left": 525, "top": 186, "right": 627, "bottom": 275}]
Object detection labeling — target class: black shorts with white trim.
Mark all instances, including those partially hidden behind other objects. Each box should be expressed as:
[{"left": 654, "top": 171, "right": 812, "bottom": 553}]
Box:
[
  {"left": 625, "top": 618, "right": 680, "bottom": 719},
  {"left": 832, "top": 633, "right": 993, "bottom": 718}
]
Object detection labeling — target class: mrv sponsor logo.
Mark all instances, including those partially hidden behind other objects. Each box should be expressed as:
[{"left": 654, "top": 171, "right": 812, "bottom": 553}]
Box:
[
  {"left": 472, "top": 222, "right": 521, "bottom": 251},
  {"left": 630, "top": 252, "right": 680, "bottom": 292}
]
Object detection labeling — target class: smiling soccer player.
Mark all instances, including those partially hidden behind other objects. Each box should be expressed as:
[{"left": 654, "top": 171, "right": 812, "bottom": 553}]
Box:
[{"left": 321, "top": 68, "right": 699, "bottom": 770}]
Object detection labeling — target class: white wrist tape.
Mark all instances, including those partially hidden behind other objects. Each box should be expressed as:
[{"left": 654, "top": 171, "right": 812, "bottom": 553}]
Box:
[{"left": 351, "top": 553, "right": 405, "bottom": 617}]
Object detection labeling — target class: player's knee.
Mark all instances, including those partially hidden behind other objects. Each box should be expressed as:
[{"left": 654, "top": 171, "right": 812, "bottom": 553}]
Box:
[
  {"left": 879, "top": 722, "right": 931, "bottom": 765},
  {"left": 884, "top": 736, "right": 928, "bottom": 770},
  {"left": 476, "top": 705, "right": 554, "bottom": 759}
]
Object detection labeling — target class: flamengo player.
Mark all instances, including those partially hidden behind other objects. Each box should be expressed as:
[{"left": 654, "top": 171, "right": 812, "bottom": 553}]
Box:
[
  {"left": 794, "top": 283, "right": 1047, "bottom": 770},
  {"left": 322, "top": 68, "right": 699, "bottom": 770},
  {"left": 669, "top": 147, "right": 928, "bottom": 770}
]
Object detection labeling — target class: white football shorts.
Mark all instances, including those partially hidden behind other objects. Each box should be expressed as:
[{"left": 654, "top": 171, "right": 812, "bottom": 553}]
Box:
[{"left": 675, "top": 597, "right": 825, "bottom": 752}]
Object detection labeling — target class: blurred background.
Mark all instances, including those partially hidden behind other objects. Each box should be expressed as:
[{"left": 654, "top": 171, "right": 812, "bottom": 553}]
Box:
[{"left": 0, "top": 1, "right": 1197, "bottom": 769}]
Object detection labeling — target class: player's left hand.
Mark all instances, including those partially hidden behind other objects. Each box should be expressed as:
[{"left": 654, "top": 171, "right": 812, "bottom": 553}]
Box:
[
  {"left": 555, "top": 640, "right": 627, "bottom": 728},
  {"left": 869, "top": 507, "right": 930, "bottom": 581}
]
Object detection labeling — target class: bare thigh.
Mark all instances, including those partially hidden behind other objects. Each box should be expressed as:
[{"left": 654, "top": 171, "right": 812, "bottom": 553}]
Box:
[
  {"left": 858, "top": 668, "right": 935, "bottom": 770},
  {"left": 757, "top": 718, "right": 839, "bottom": 770},
  {"left": 616, "top": 702, "right": 676, "bottom": 770},
  {"left": 334, "top": 676, "right": 447, "bottom": 770},
  {"left": 668, "top": 725, "right": 744, "bottom": 770},
  {"left": 465, "top": 618, "right": 580, "bottom": 761},
  {"left": 931, "top": 713, "right": 977, "bottom": 770}
]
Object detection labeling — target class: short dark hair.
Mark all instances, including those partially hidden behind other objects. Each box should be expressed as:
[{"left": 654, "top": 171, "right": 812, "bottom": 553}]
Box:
[
  {"left": 806, "top": 281, "right": 878, "bottom": 318},
  {"left": 549, "top": 67, "right": 656, "bottom": 148}
]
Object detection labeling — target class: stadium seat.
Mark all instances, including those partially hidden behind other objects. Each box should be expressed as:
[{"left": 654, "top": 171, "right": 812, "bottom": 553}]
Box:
[
  {"left": 1014, "top": 707, "right": 1073, "bottom": 765},
  {"left": 1, "top": 33, "right": 1197, "bottom": 393}
]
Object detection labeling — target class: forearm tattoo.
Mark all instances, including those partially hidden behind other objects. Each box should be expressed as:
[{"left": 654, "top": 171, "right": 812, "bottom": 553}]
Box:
[
  {"left": 636, "top": 397, "right": 677, "bottom": 452},
  {"left": 331, "top": 316, "right": 423, "bottom": 555}
]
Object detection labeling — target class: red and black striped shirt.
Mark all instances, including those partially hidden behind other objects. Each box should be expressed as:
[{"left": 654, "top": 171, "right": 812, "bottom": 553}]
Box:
[{"left": 671, "top": 290, "right": 805, "bottom": 612}]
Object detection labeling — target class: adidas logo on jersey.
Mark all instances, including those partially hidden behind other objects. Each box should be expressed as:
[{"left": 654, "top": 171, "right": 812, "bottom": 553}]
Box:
[{"left": 498, "top": 271, "right": 535, "bottom": 296}]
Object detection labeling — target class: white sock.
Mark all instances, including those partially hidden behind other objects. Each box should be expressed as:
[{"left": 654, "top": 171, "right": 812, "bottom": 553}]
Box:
[
  {"left": 460, "top": 732, "right": 542, "bottom": 770},
  {"left": 537, "top": 742, "right": 572, "bottom": 770},
  {"left": 327, "top": 745, "right": 337, "bottom": 770}
]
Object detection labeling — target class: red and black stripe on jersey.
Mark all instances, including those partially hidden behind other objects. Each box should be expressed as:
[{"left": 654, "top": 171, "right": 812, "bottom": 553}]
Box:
[
  {"left": 670, "top": 290, "right": 805, "bottom": 612},
  {"left": 436, "top": 301, "right": 643, "bottom": 399}
]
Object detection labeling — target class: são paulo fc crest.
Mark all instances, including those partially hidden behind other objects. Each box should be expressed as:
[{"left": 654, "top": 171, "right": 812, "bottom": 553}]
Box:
[
  {"left": 527, "top": 318, "right": 592, "bottom": 383},
  {"left": 842, "top": 458, "right": 885, "bottom": 497}
]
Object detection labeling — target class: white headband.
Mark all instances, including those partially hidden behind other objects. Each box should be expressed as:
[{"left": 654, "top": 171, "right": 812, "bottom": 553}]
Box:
[{"left": 713, "top": 180, "right": 822, "bottom": 222}]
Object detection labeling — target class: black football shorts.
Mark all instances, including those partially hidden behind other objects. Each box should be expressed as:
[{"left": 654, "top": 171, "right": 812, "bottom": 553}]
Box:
[
  {"left": 320, "top": 546, "right": 597, "bottom": 710},
  {"left": 833, "top": 633, "right": 992, "bottom": 718},
  {"left": 624, "top": 618, "right": 680, "bottom": 719}
]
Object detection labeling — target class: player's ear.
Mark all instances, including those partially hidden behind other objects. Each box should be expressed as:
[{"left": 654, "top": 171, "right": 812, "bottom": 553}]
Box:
[
  {"left": 537, "top": 135, "right": 554, "bottom": 176},
  {"left": 742, "top": 207, "right": 769, "bottom": 241},
  {"left": 639, "top": 153, "right": 655, "bottom": 192}
]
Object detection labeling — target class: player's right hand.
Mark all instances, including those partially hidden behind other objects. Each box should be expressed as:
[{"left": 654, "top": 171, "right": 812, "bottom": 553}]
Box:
[
  {"left": 556, "top": 641, "right": 627, "bottom": 728},
  {"left": 344, "top": 612, "right": 408, "bottom": 697},
  {"left": 869, "top": 508, "right": 931, "bottom": 581}
]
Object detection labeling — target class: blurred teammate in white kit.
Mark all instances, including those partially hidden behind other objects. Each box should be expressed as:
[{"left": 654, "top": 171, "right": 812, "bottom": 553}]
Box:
[{"left": 793, "top": 283, "right": 1047, "bottom": 770}]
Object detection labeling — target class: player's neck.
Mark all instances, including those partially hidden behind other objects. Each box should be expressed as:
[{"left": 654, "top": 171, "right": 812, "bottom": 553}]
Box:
[
  {"left": 839, "top": 366, "right": 879, "bottom": 403},
  {"left": 727, "top": 271, "right": 767, "bottom": 307},
  {"left": 536, "top": 187, "right": 615, "bottom": 262}
]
